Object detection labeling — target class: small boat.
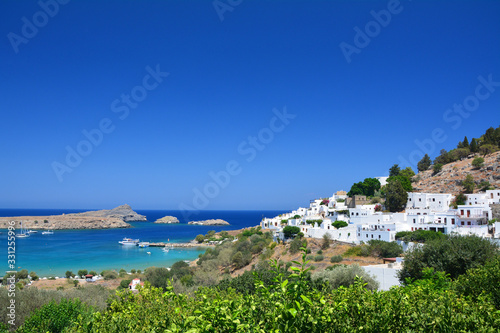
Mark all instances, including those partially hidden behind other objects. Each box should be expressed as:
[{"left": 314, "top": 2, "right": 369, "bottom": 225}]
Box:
[
  {"left": 42, "top": 230, "right": 54, "bottom": 235},
  {"left": 138, "top": 242, "right": 150, "bottom": 248},
  {"left": 119, "top": 237, "right": 139, "bottom": 246},
  {"left": 28, "top": 230, "right": 38, "bottom": 233},
  {"left": 162, "top": 247, "right": 170, "bottom": 253},
  {"left": 147, "top": 252, "right": 151, "bottom": 255},
  {"left": 17, "top": 222, "right": 30, "bottom": 238}
]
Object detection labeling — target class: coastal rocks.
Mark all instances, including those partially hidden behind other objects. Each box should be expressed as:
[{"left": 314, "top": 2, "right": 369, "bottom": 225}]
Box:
[
  {"left": 69, "top": 204, "right": 147, "bottom": 222},
  {"left": 188, "top": 219, "right": 230, "bottom": 226},
  {"left": 0, "top": 205, "right": 146, "bottom": 230},
  {"left": 0, "top": 215, "right": 131, "bottom": 230},
  {"left": 154, "top": 216, "right": 179, "bottom": 224}
]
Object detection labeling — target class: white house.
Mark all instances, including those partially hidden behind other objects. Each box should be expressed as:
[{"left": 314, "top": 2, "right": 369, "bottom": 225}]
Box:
[
  {"left": 465, "top": 193, "right": 489, "bottom": 206},
  {"left": 486, "top": 190, "right": 500, "bottom": 205},
  {"left": 129, "top": 278, "right": 144, "bottom": 291},
  {"left": 406, "top": 193, "right": 453, "bottom": 212},
  {"left": 356, "top": 222, "right": 410, "bottom": 243}
]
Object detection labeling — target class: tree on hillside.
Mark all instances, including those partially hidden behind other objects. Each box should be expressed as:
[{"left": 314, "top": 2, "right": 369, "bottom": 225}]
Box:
[
  {"left": 462, "top": 174, "right": 475, "bottom": 194},
  {"left": 417, "top": 154, "right": 432, "bottom": 172},
  {"left": 458, "top": 136, "right": 469, "bottom": 149},
  {"left": 348, "top": 181, "right": 365, "bottom": 197},
  {"left": 451, "top": 148, "right": 470, "bottom": 161},
  {"left": 471, "top": 157, "right": 484, "bottom": 169},
  {"left": 347, "top": 178, "right": 381, "bottom": 197},
  {"left": 434, "top": 149, "right": 452, "bottom": 165},
  {"left": 483, "top": 127, "right": 496, "bottom": 145},
  {"left": 385, "top": 179, "right": 408, "bottom": 212},
  {"left": 363, "top": 178, "right": 381, "bottom": 196},
  {"left": 389, "top": 164, "right": 400, "bottom": 177},
  {"left": 400, "top": 167, "right": 415, "bottom": 180},
  {"left": 387, "top": 175, "right": 412, "bottom": 192},
  {"left": 433, "top": 163, "right": 443, "bottom": 175},
  {"left": 470, "top": 138, "right": 478, "bottom": 153},
  {"left": 480, "top": 144, "right": 498, "bottom": 156}
]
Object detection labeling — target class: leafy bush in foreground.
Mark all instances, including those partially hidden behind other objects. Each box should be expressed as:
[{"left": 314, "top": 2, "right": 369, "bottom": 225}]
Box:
[
  {"left": 17, "top": 298, "right": 93, "bottom": 333},
  {"left": 398, "top": 235, "right": 498, "bottom": 283},
  {"left": 68, "top": 249, "right": 500, "bottom": 332},
  {"left": 311, "top": 264, "right": 379, "bottom": 291}
]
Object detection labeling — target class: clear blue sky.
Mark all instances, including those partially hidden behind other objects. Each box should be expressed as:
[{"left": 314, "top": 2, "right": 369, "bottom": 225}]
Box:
[{"left": 1, "top": 0, "right": 499, "bottom": 210}]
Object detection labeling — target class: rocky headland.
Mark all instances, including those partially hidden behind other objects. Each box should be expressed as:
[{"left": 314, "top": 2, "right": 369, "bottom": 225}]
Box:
[
  {"left": 188, "top": 219, "right": 230, "bottom": 226},
  {"left": 68, "top": 204, "right": 147, "bottom": 222},
  {"left": 0, "top": 205, "right": 145, "bottom": 230},
  {"left": 154, "top": 216, "right": 179, "bottom": 224}
]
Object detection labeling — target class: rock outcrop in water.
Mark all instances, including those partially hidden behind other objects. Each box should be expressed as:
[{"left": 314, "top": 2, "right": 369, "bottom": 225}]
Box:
[
  {"left": 69, "top": 204, "right": 147, "bottom": 222},
  {"left": 0, "top": 205, "right": 145, "bottom": 230},
  {"left": 154, "top": 216, "right": 180, "bottom": 224},
  {"left": 188, "top": 219, "right": 230, "bottom": 226}
]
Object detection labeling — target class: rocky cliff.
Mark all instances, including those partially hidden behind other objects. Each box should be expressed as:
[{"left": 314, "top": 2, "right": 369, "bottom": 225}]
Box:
[
  {"left": 0, "top": 205, "right": 145, "bottom": 230},
  {"left": 412, "top": 151, "right": 500, "bottom": 194}
]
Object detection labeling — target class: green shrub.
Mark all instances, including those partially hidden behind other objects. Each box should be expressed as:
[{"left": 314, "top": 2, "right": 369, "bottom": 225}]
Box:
[
  {"left": 17, "top": 298, "right": 93, "bottom": 333},
  {"left": 395, "top": 230, "right": 447, "bottom": 243},
  {"left": 343, "top": 246, "right": 363, "bottom": 257},
  {"left": 472, "top": 157, "right": 484, "bottom": 169},
  {"left": 433, "top": 163, "right": 443, "bottom": 175},
  {"left": 102, "top": 270, "right": 118, "bottom": 280},
  {"left": 145, "top": 267, "right": 171, "bottom": 289},
  {"left": 311, "top": 264, "right": 379, "bottom": 291},
  {"left": 321, "top": 233, "right": 332, "bottom": 250},
  {"left": 283, "top": 226, "right": 300, "bottom": 238},
  {"left": 119, "top": 279, "right": 131, "bottom": 289},
  {"left": 454, "top": 256, "right": 500, "bottom": 309},
  {"left": 330, "top": 255, "right": 343, "bottom": 263},
  {"left": 398, "top": 235, "right": 498, "bottom": 283},
  {"left": 332, "top": 220, "right": 348, "bottom": 229},
  {"left": 289, "top": 237, "right": 306, "bottom": 254},
  {"left": 367, "top": 240, "right": 403, "bottom": 258},
  {"left": 77, "top": 270, "right": 88, "bottom": 279},
  {"left": 314, "top": 255, "right": 324, "bottom": 262}
]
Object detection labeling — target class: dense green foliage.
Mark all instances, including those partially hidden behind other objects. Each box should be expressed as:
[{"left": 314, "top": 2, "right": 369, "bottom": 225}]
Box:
[
  {"left": 384, "top": 178, "right": 408, "bottom": 212},
  {"left": 0, "top": 285, "right": 111, "bottom": 330},
  {"left": 17, "top": 299, "right": 93, "bottom": 333},
  {"left": 283, "top": 226, "right": 300, "bottom": 238},
  {"left": 332, "top": 220, "right": 347, "bottom": 229},
  {"left": 462, "top": 174, "right": 475, "bottom": 193},
  {"left": 433, "top": 163, "right": 443, "bottom": 175},
  {"left": 472, "top": 156, "right": 485, "bottom": 168},
  {"left": 417, "top": 153, "right": 432, "bottom": 172},
  {"left": 312, "top": 264, "right": 379, "bottom": 291},
  {"left": 60, "top": 248, "right": 500, "bottom": 332},
  {"left": 347, "top": 177, "right": 381, "bottom": 197},
  {"left": 343, "top": 240, "right": 402, "bottom": 258},
  {"left": 454, "top": 256, "right": 500, "bottom": 309},
  {"left": 398, "top": 235, "right": 499, "bottom": 283},
  {"left": 395, "top": 230, "right": 447, "bottom": 243}
]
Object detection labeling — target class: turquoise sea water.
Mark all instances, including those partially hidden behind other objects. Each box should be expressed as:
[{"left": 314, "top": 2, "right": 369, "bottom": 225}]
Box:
[{"left": 0, "top": 209, "right": 285, "bottom": 277}]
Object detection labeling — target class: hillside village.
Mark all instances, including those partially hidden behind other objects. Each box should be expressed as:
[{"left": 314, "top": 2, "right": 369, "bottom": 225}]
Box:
[{"left": 262, "top": 163, "right": 500, "bottom": 245}]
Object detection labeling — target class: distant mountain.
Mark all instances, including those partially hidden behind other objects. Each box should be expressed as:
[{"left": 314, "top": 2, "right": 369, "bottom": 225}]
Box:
[{"left": 412, "top": 151, "right": 500, "bottom": 194}]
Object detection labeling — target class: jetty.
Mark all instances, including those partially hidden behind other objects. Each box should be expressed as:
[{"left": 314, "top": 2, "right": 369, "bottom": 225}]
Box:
[{"left": 149, "top": 242, "right": 214, "bottom": 248}]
